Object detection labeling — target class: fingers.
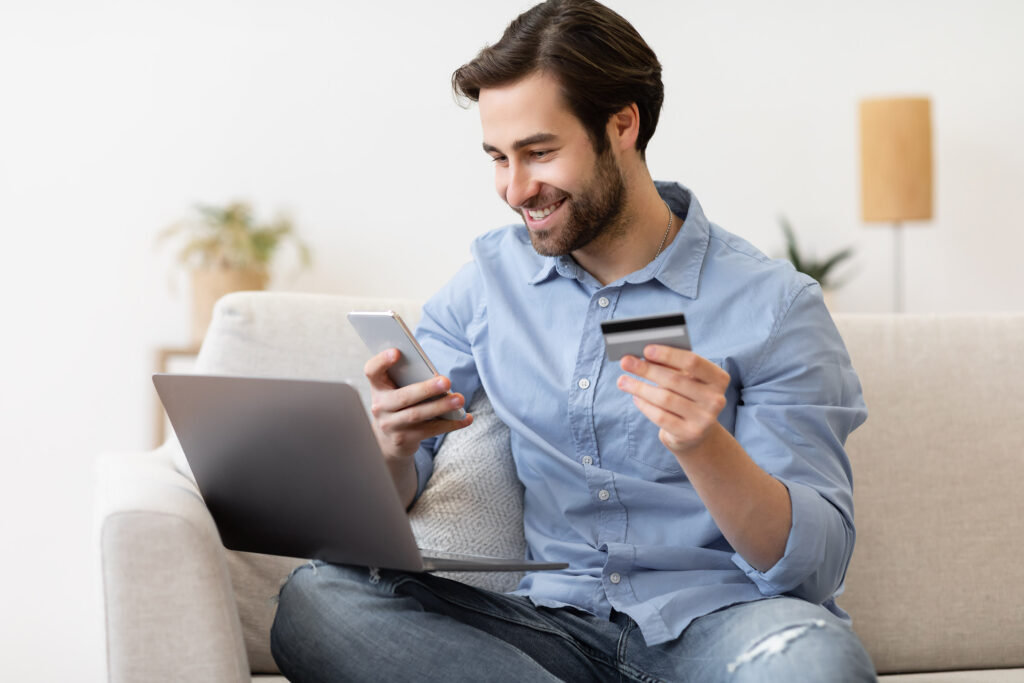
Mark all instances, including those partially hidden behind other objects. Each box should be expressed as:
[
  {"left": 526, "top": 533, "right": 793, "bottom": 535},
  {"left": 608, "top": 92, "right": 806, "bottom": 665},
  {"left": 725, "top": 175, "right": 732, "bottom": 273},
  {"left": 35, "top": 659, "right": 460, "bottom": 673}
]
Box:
[
  {"left": 364, "top": 348, "right": 473, "bottom": 460},
  {"left": 374, "top": 407, "right": 474, "bottom": 454},
  {"left": 630, "top": 394, "right": 696, "bottom": 446},
  {"left": 619, "top": 350, "right": 725, "bottom": 399},
  {"left": 617, "top": 345, "right": 729, "bottom": 454},
  {"left": 375, "top": 389, "right": 464, "bottom": 425},
  {"left": 619, "top": 374, "right": 726, "bottom": 426},
  {"left": 373, "top": 375, "right": 454, "bottom": 416},
  {"left": 364, "top": 348, "right": 401, "bottom": 391},
  {"left": 630, "top": 345, "right": 728, "bottom": 387},
  {"left": 364, "top": 348, "right": 456, "bottom": 413}
]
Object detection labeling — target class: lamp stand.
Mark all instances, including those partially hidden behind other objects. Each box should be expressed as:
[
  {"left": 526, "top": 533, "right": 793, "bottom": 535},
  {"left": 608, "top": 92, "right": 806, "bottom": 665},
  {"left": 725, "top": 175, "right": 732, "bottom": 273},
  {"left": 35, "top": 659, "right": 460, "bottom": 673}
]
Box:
[{"left": 893, "top": 220, "right": 904, "bottom": 313}]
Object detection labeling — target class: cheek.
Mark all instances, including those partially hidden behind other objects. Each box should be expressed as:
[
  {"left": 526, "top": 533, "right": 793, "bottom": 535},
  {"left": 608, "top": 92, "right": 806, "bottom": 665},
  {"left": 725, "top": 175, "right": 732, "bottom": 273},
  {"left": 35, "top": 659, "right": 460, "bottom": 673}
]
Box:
[{"left": 535, "top": 164, "right": 573, "bottom": 196}]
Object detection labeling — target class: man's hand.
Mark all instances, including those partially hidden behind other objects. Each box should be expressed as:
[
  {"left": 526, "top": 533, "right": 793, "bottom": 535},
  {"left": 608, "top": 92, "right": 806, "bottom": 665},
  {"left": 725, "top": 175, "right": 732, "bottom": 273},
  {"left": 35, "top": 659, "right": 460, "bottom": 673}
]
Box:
[
  {"left": 365, "top": 348, "right": 473, "bottom": 505},
  {"left": 616, "top": 344, "right": 730, "bottom": 461}
]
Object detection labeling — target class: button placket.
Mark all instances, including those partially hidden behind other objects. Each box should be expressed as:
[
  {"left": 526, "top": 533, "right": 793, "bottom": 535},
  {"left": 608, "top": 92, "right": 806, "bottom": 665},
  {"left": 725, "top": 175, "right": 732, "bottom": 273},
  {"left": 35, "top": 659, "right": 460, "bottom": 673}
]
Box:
[{"left": 570, "top": 290, "right": 616, "bottom": 470}]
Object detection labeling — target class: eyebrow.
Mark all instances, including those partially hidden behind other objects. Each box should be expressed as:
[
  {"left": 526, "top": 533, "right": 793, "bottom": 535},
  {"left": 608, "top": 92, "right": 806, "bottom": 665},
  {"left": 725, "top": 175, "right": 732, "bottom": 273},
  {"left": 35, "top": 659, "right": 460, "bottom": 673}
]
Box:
[{"left": 482, "top": 132, "right": 558, "bottom": 155}]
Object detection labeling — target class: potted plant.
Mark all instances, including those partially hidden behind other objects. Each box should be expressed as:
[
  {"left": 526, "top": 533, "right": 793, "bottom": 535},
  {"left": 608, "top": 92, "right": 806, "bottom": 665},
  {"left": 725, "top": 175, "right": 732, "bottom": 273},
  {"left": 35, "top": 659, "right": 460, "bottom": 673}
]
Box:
[
  {"left": 779, "top": 216, "right": 854, "bottom": 309},
  {"left": 160, "top": 201, "right": 312, "bottom": 345}
]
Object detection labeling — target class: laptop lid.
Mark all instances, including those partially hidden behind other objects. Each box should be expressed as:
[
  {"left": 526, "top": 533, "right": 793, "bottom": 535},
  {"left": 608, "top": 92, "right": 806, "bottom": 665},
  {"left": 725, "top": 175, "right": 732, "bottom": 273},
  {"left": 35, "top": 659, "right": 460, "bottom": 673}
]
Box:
[
  {"left": 154, "top": 373, "right": 428, "bottom": 572},
  {"left": 153, "top": 373, "right": 567, "bottom": 574}
]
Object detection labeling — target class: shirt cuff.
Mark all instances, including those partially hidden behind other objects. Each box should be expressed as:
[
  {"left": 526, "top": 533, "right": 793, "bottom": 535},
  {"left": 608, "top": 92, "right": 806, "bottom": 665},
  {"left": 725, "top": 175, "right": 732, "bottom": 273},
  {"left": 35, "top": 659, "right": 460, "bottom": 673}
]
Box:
[
  {"left": 409, "top": 443, "right": 436, "bottom": 508},
  {"left": 731, "top": 477, "right": 828, "bottom": 596}
]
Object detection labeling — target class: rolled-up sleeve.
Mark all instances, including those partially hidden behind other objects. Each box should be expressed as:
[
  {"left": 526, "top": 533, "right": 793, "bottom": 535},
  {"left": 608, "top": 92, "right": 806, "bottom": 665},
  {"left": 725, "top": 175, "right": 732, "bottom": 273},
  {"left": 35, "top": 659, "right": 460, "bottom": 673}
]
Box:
[
  {"left": 732, "top": 477, "right": 855, "bottom": 602},
  {"left": 729, "top": 283, "right": 867, "bottom": 603}
]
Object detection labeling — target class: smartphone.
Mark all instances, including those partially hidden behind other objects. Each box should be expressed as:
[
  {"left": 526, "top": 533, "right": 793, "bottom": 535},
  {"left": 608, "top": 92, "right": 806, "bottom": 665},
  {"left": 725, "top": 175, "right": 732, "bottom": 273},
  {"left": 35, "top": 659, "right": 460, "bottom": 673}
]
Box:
[
  {"left": 600, "top": 312, "right": 691, "bottom": 361},
  {"left": 347, "top": 310, "right": 467, "bottom": 421}
]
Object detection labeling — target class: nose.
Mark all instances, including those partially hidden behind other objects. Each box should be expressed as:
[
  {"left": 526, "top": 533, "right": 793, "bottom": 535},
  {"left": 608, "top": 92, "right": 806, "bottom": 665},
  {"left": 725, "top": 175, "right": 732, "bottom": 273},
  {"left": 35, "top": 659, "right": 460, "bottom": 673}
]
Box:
[{"left": 503, "top": 161, "right": 539, "bottom": 209}]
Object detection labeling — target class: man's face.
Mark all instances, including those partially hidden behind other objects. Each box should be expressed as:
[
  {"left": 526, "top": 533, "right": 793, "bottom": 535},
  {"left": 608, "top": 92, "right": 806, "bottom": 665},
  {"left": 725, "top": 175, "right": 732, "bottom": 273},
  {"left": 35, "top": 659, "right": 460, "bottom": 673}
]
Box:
[{"left": 478, "top": 72, "right": 627, "bottom": 256}]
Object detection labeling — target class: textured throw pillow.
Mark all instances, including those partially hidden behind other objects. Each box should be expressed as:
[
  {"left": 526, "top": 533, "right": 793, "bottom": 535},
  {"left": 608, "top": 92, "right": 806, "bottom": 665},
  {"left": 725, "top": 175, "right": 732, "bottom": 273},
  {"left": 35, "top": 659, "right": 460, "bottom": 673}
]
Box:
[
  {"left": 409, "top": 392, "right": 526, "bottom": 593},
  {"left": 175, "top": 391, "right": 524, "bottom": 674}
]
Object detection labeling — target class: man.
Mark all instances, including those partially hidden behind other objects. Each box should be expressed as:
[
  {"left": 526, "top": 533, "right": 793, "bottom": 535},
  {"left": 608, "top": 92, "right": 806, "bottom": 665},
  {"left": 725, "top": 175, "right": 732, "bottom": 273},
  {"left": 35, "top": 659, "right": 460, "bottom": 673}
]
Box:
[{"left": 271, "top": 1, "right": 875, "bottom": 680}]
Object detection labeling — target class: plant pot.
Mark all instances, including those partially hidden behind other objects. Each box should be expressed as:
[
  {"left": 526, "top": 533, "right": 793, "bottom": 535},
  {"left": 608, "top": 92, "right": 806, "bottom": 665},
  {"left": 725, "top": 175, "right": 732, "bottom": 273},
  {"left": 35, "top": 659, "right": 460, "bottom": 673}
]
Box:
[{"left": 190, "top": 267, "right": 268, "bottom": 345}]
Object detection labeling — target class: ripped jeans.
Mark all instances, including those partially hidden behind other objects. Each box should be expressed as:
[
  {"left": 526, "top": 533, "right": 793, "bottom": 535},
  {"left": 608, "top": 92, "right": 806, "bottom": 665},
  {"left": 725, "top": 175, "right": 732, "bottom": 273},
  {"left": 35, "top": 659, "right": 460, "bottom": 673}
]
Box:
[{"left": 270, "top": 562, "right": 877, "bottom": 683}]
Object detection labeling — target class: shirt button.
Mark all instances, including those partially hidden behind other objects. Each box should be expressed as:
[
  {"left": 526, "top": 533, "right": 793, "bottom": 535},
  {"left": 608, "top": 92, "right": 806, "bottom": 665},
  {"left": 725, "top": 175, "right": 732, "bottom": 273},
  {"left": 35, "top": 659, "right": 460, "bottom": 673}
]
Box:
[
  {"left": 598, "top": 296, "right": 610, "bottom": 308},
  {"left": 577, "top": 378, "right": 591, "bottom": 390},
  {"left": 609, "top": 572, "right": 622, "bottom": 584},
  {"left": 598, "top": 489, "right": 610, "bottom": 501},
  {"left": 581, "top": 455, "right": 594, "bottom": 466}
]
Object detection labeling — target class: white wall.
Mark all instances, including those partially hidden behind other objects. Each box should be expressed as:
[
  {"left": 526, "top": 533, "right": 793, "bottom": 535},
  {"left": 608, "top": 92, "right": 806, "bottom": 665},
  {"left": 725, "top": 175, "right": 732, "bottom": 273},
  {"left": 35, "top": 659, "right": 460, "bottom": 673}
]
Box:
[{"left": 1, "top": 1, "right": 1021, "bottom": 680}]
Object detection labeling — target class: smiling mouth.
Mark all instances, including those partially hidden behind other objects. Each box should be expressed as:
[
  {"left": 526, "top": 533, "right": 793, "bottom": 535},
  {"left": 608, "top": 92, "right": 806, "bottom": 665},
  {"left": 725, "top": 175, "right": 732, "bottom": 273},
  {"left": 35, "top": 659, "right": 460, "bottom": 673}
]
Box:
[{"left": 523, "top": 198, "right": 565, "bottom": 222}]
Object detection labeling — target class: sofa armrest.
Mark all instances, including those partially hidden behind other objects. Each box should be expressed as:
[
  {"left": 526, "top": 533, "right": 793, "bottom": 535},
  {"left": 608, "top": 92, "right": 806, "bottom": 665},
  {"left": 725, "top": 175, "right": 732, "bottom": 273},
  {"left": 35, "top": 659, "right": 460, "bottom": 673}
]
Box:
[{"left": 96, "top": 444, "right": 250, "bottom": 683}]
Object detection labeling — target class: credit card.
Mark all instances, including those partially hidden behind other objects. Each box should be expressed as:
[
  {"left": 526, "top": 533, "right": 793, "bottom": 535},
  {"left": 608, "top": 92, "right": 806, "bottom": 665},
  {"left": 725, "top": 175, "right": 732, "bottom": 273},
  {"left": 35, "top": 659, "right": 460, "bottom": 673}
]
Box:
[{"left": 600, "top": 313, "right": 691, "bottom": 361}]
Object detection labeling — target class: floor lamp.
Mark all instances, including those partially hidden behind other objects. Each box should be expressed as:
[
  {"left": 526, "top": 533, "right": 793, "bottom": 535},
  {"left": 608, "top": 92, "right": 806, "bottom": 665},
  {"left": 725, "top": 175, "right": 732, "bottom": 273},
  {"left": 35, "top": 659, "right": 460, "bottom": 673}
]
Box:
[{"left": 859, "top": 97, "right": 933, "bottom": 313}]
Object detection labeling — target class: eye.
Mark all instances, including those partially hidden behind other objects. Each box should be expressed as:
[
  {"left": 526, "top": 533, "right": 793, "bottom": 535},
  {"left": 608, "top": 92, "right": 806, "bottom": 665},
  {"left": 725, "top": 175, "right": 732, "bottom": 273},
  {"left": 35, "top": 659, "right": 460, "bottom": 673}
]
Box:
[
  {"left": 490, "top": 155, "right": 508, "bottom": 166},
  {"left": 531, "top": 150, "right": 551, "bottom": 160}
]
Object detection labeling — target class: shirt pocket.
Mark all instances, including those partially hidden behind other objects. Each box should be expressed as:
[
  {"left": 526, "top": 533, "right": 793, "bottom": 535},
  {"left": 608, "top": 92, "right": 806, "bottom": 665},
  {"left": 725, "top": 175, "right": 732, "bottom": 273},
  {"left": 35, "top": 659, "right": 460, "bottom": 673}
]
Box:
[{"left": 625, "top": 357, "right": 731, "bottom": 474}]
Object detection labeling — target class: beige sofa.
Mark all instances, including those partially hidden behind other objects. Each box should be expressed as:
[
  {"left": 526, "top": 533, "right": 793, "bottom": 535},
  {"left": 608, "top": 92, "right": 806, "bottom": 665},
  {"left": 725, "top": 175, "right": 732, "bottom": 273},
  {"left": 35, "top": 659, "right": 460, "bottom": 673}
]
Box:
[{"left": 95, "top": 292, "right": 1024, "bottom": 681}]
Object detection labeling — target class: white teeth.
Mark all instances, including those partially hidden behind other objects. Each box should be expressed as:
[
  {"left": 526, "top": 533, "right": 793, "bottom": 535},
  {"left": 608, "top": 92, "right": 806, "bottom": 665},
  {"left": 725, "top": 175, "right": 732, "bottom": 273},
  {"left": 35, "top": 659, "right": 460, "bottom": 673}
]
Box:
[{"left": 527, "top": 201, "right": 560, "bottom": 220}]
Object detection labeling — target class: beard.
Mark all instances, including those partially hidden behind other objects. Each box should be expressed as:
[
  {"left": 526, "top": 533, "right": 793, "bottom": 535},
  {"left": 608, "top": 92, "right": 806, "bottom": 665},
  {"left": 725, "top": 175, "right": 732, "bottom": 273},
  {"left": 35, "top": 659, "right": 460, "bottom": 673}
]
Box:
[{"left": 518, "top": 146, "right": 628, "bottom": 257}]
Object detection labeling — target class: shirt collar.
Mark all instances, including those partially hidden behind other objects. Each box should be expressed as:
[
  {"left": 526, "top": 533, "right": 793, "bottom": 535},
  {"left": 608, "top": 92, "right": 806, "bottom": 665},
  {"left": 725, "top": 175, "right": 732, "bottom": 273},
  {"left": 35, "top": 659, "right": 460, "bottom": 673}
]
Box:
[
  {"left": 527, "top": 249, "right": 567, "bottom": 285},
  {"left": 527, "top": 182, "right": 710, "bottom": 299},
  {"left": 527, "top": 254, "right": 583, "bottom": 286}
]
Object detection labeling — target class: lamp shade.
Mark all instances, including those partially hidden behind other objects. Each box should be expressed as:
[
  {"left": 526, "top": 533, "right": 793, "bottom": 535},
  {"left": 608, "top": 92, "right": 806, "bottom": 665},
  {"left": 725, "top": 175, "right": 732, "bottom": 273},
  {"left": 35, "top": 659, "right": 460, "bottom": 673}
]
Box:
[{"left": 860, "top": 97, "right": 933, "bottom": 222}]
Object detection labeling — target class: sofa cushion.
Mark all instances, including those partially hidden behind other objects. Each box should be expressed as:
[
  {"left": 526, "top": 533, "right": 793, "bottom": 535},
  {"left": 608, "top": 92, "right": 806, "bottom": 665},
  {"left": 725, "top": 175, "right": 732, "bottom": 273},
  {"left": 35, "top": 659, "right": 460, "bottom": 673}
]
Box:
[
  {"left": 224, "top": 550, "right": 306, "bottom": 674},
  {"left": 833, "top": 314, "right": 1024, "bottom": 675}
]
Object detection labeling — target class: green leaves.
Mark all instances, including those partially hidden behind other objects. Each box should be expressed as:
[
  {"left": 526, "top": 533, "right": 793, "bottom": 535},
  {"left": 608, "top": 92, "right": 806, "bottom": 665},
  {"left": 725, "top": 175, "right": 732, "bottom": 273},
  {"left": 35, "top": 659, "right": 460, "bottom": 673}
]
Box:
[
  {"left": 779, "top": 216, "right": 854, "bottom": 290},
  {"left": 158, "top": 201, "right": 312, "bottom": 272}
]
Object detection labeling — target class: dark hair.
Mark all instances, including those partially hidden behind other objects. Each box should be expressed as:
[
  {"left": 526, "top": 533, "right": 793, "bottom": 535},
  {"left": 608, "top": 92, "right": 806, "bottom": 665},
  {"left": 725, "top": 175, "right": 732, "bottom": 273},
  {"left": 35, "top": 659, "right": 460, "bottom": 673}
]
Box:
[{"left": 452, "top": 0, "right": 663, "bottom": 158}]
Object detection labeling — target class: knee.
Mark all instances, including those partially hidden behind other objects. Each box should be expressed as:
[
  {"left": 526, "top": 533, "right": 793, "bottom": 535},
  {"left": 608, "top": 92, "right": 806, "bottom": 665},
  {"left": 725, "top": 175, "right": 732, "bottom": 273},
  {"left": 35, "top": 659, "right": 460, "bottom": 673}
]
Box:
[{"left": 727, "top": 617, "right": 876, "bottom": 682}]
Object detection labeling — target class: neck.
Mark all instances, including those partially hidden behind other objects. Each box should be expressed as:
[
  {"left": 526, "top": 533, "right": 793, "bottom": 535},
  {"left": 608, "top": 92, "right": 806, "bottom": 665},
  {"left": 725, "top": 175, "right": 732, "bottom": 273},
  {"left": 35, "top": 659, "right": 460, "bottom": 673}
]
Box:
[{"left": 572, "top": 176, "right": 678, "bottom": 286}]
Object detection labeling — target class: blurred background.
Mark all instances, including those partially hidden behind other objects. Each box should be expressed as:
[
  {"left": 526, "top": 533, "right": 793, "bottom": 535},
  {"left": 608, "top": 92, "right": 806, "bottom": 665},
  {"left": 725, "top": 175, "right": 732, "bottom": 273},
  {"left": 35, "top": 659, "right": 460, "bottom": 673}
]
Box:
[{"left": 1, "top": 1, "right": 1021, "bottom": 679}]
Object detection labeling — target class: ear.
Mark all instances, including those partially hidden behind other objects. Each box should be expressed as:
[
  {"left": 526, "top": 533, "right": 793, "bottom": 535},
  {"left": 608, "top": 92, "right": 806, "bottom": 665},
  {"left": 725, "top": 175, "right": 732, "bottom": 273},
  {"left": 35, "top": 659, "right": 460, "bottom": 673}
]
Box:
[{"left": 606, "top": 103, "right": 641, "bottom": 154}]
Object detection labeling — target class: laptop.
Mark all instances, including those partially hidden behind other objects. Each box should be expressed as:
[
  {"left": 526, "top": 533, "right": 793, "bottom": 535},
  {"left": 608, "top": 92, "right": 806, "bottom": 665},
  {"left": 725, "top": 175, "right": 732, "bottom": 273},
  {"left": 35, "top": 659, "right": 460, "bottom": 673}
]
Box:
[{"left": 153, "top": 373, "right": 567, "bottom": 573}]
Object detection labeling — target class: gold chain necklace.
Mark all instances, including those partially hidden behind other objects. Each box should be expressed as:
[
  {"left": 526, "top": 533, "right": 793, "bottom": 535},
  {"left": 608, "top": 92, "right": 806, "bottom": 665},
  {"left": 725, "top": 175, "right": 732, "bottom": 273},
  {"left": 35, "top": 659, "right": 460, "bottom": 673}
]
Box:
[{"left": 653, "top": 201, "right": 674, "bottom": 260}]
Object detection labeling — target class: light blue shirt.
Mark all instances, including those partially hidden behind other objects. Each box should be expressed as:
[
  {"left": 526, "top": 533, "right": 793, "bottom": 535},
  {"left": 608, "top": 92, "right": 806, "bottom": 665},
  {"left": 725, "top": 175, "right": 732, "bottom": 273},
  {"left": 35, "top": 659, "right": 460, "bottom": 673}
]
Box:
[{"left": 413, "top": 182, "right": 867, "bottom": 646}]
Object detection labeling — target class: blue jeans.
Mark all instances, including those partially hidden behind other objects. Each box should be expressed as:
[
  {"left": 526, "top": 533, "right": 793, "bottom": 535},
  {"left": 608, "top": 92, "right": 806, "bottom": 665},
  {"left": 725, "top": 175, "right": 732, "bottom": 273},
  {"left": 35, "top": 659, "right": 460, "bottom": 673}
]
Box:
[{"left": 270, "top": 562, "right": 876, "bottom": 682}]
